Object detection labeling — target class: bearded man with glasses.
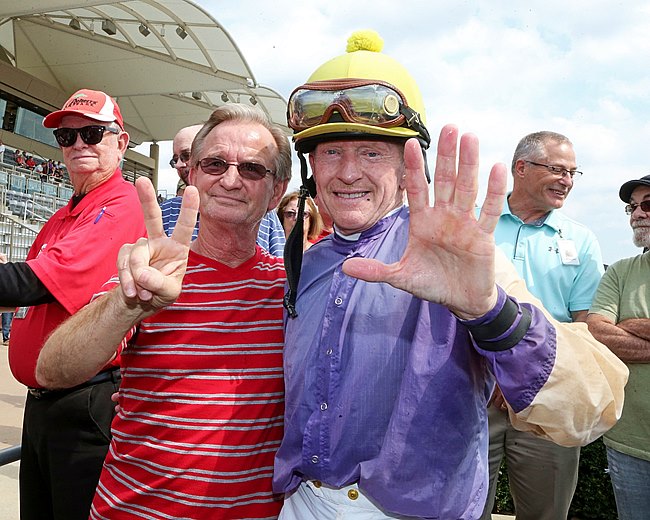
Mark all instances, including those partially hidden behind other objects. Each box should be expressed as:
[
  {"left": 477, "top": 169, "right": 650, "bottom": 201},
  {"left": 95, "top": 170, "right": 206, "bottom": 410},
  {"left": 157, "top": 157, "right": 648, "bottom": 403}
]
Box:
[
  {"left": 0, "top": 89, "right": 146, "bottom": 520},
  {"left": 36, "top": 104, "right": 291, "bottom": 519},
  {"left": 586, "top": 175, "right": 650, "bottom": 520},
  {"left": 480, "top": 131, "right": 605, "bottom": 520}
]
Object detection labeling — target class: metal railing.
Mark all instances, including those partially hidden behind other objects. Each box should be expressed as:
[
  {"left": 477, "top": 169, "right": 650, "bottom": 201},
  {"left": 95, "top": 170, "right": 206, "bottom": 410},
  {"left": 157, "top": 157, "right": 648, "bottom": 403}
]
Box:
[
  {"left": 0, "top": 203, "right": 40, "bottom": 262},
  {"left": 0, "top": 445, "right": 20, "bottom": 466}
]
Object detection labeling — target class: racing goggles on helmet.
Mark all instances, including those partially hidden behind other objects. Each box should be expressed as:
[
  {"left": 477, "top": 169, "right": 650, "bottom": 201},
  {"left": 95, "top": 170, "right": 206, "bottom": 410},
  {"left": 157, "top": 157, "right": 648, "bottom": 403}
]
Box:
[{"left": 288, "top": 79, "right": 416, "bottom": 132}]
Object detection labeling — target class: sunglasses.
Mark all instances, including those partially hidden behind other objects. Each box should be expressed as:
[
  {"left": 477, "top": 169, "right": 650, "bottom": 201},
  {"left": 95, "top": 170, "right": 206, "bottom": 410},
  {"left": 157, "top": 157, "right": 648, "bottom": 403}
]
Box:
[
  {"left": 288, "top": 79, "right": 408, "bottom": 132},
  {"left": 169, "top": 151, "right": 191, "bottom": 168},
  {"left": 53, "top": 125, "right": 120, "bottom": 147},
  {"left": 197, "top": 157, "right": 273, "bottom": 180},
  {"left": 625, "top": 200, "right": 650, "bottom": 215}
]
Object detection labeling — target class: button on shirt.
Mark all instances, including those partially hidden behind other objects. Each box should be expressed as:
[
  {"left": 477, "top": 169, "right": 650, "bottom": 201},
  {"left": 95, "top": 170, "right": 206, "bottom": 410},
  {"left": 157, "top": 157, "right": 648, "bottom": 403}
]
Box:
[{"left": 274, "top": 206, "right": 557, "bottom": 519}]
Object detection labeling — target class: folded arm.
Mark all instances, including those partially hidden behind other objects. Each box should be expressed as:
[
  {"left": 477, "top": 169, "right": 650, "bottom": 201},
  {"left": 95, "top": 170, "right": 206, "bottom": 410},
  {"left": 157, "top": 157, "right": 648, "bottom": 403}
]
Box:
[
  {"left": 587, "top": 313, "right": 650, "bottom": 362},
  {"left": 35, "top": 287, "right": 143, "bottom": 388}
]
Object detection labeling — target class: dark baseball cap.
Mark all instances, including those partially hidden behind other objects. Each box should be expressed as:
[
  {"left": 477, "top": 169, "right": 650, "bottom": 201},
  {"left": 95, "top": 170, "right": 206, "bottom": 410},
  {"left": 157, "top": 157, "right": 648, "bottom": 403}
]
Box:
[{"left": 619, "top": 174, "right": 650, "bottom": 202}]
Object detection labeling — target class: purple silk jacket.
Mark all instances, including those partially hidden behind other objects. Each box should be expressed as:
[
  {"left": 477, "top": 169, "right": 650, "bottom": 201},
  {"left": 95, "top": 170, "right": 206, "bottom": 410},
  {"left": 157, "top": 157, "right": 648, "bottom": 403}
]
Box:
[{"left": 274, "top": 206, "right": 555, "bottom": 519}]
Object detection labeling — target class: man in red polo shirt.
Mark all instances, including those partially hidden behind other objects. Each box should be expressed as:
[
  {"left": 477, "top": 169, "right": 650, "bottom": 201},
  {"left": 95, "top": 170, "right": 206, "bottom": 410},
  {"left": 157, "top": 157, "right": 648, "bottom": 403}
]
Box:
[{"left": 0, "top": 89, "right": 146, "bottom": 520}]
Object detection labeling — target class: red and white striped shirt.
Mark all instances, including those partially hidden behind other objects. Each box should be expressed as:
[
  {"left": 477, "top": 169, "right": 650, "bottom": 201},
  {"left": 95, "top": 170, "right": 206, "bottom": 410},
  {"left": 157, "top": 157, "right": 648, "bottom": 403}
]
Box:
[{"left": 90, "top": 248, "right": 285, "bottom": 519}]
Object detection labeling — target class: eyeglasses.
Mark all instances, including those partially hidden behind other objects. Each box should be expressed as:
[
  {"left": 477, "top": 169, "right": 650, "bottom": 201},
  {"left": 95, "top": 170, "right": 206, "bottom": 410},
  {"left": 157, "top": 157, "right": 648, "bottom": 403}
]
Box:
[
  {"left": 284, "top": 210, "right": 310, "bottom": 221},
  {"left": 169, "top": 151, "right": 191, "bottom": 168},
  {"left": 197, "top": 157, "right": 274, "bottom": 180},
  {"left": 53, "top": 125, "right": 120, "bottom": 147},
  {"left": 525, "top": 160, "right": 583, "bottom": 180},
  {"left": 625, "top": 200, "right": 650, "bottom": 215},
  {"left": 288, "top": 79, "right": 409, "bottom": 132}
]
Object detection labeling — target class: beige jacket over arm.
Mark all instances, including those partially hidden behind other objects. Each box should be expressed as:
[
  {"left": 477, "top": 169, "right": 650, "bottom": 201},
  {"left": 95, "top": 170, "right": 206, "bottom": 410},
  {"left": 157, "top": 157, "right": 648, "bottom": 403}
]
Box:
[{"left": 493, "top": 248, "right": 628, "bottom": 447}]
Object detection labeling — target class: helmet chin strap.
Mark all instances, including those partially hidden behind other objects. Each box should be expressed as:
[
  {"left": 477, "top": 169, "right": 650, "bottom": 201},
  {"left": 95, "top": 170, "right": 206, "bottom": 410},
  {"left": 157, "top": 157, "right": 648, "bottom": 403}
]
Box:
[
  {"left": 420, "top": 144, "right": 431, "bottom": 184},
  {"left": 399, "top": 104, "right": 431, "bottom": 183},
  {"left": 283, "top": 150, "right": 313, "bottom": 317},
  {"left": 283, "top": 181, "right": 310, "bottom": 318},
  {"left": 297, "top": 151, "right": 317, "bottom": 198}
]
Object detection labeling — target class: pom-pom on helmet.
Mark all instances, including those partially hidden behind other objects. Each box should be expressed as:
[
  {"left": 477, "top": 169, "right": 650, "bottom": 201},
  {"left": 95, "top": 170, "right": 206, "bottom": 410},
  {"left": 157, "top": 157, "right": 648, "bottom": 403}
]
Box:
[{"left": 288, "top": 30, "right": 430, "bottom": 155}]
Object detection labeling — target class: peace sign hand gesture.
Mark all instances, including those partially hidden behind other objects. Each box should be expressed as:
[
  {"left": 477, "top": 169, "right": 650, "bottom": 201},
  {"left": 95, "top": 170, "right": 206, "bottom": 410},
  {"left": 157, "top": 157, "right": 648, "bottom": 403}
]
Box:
[{"left": 116, "top": 177, "right": 199, "bottom": 315}]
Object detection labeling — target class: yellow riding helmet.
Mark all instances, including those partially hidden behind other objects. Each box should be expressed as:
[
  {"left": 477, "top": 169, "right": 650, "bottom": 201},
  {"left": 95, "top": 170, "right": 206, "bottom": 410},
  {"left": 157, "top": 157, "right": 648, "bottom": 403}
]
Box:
[
  {"left": 291, "top": 30, "right": 429, "bottom": 150},
  {"left": 284, "top": 31, "right": 431, "bottom": 318}
]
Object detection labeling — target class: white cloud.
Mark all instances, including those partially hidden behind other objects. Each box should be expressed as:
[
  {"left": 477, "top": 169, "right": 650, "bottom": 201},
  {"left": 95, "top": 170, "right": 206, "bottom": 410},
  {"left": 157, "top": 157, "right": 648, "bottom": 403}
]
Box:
[{"left": 142, "top": 0, "right": 650, "bottom": 264}]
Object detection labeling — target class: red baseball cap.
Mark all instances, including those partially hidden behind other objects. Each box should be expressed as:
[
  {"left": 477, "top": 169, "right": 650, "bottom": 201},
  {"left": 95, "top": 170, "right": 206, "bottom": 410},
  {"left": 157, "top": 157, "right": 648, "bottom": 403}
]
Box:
[{"left": 43, "top": 89, "right": 124, "bottom": 129}]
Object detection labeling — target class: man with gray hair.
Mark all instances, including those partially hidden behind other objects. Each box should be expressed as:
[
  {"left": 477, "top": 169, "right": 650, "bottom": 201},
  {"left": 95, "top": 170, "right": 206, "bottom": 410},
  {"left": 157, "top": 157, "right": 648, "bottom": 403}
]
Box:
[
  {"left": 163, "top": 123, "right": 287, "bottom": 255},
  {"left": 481, "top": 131, "right": 604, "bottom": 520},
  {"left": 587, "top": 174, "right": 650, "bottom": 520},
  {"left": 36, "top": 104, "right": 291, "bottom": 519}
]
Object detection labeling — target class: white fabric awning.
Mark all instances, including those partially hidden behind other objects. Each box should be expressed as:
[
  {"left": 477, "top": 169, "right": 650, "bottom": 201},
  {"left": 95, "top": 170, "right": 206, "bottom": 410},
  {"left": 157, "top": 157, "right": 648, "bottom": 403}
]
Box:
[{"left": 0, "top": 1, "right": 288, "bottom": 145}]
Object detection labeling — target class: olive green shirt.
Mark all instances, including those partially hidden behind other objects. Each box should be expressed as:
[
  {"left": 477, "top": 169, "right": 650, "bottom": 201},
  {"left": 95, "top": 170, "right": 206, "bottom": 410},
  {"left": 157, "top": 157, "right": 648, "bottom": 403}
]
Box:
[{"left": 590, "top": 251, "right": 650, "bottom": 460}]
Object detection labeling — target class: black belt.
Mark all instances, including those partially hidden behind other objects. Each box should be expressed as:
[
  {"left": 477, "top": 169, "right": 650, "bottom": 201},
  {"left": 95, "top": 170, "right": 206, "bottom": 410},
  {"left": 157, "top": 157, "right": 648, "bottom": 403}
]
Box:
[{"left": 28, "top": 368, "right": 121, "bottom": 399}]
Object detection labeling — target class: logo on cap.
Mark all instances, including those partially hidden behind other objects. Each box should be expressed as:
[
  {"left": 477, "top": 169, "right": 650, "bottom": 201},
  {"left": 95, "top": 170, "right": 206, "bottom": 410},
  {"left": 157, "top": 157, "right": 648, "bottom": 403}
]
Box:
[
  {"left": 64, "top": 93, "right": 99, "bottom": 110},
  {"left": 42, "top": 89, "right": 124, "bottom": 129}
]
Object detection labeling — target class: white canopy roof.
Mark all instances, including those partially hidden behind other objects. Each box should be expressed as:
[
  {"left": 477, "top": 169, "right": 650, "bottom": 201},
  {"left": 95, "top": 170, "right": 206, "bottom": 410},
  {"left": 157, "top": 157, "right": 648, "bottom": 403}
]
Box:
[{"left": 0, "top": 1, "right": 288, "bottom": 145}]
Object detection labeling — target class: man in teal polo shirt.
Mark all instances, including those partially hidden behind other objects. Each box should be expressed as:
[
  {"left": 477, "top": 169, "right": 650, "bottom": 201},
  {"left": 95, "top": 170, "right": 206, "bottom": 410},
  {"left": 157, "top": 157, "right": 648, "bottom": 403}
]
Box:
[{"left": 480, "top": 131, "right": 604, "bottom": 520}]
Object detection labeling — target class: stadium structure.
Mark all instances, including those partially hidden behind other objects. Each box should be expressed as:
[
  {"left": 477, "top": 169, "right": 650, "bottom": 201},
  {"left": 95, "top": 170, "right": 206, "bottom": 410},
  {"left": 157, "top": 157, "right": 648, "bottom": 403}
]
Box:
[{"left": 0, "top": 0, "right": 288, "bottom": 261}]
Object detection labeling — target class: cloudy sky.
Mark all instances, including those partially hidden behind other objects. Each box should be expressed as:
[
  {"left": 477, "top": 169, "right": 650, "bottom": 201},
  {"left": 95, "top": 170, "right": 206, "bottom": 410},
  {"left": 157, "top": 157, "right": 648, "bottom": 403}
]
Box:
[{"left": 151, "top": 0, "right": 650, "bottom": 264}]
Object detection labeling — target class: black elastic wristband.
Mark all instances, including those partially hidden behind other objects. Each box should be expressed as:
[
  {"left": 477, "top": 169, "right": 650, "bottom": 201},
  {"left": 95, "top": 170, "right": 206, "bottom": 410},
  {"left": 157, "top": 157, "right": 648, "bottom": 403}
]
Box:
[
  {"left": 467, "top": 297, "right": 520, "bottom": 341},
  {"left": 465, "top": 298, "right": 533, "bottom": 352},
  {"left": 476, "top": 306, "right": 532, "bottom": 351}
]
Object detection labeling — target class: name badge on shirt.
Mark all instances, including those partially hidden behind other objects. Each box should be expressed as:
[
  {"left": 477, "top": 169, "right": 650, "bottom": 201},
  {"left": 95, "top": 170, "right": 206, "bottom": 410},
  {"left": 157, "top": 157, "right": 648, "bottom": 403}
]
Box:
[
  {"left": 557, "top": 239, "right": 580, "bottom": 265},
  {"left": 14, "top": 306, "right": 28, "bottom": 319}
]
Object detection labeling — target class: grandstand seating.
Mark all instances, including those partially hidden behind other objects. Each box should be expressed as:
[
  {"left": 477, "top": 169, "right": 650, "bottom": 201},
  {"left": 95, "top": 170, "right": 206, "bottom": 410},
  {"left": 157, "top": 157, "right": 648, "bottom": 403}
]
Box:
[
  {"left": 0, "top": 208, "right": 38, "bottom": 262},
  {"left": 1, "top": 159, "right": 70, "bottom": 261},
  {"left": 2, "top": 154, "right": 71, "bottom": 211}
]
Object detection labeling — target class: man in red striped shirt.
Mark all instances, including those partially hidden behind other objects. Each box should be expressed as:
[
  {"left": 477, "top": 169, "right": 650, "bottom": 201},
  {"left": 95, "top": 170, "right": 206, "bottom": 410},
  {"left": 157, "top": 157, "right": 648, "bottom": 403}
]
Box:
[{"left": 35, "top": 105, "right": 291, "bottom": 520}]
